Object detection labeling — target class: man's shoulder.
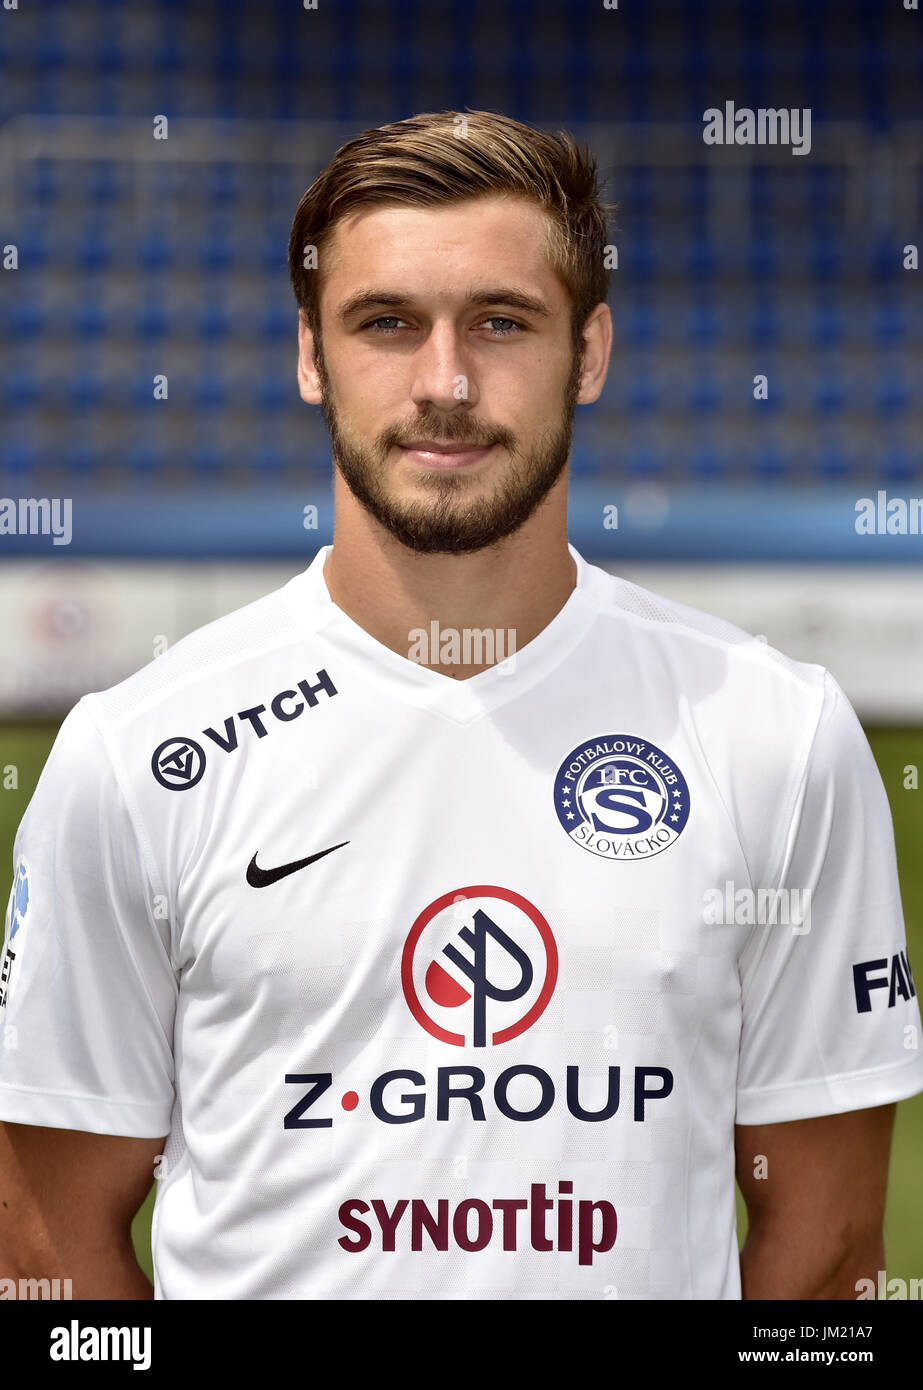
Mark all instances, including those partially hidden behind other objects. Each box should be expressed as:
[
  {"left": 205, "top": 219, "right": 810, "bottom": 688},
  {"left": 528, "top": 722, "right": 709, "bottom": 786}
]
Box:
[
  {"left": 583, "top": 558, "right": 829, "bottom": 701},
  {"left": 83, "top": 566, "right": 315, "bottom": 732}
]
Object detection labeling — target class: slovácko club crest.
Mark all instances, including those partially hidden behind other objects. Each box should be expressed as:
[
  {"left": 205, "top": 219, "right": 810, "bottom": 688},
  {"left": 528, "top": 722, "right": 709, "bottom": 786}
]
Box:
[{"left": 554, "top": 734, "right": 690, "bottom": 861}]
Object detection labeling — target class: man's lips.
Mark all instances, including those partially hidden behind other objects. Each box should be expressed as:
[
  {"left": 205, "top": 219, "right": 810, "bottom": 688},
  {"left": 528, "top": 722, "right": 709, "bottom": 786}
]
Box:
[{"left": 397, "top": 442, "right": 496, "bottom": 469}]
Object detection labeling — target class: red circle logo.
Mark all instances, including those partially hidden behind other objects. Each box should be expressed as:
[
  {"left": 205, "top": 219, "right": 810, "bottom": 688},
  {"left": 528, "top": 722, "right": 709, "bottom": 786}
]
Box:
[{"left": 401, "top": 886, "right": 558, "bottom": 1047}]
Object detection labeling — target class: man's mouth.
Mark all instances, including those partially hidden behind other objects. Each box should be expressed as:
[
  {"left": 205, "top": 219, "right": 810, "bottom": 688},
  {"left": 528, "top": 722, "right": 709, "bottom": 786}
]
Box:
[{"left": 397, "top": 441, "right": 496, "bottom": 469}]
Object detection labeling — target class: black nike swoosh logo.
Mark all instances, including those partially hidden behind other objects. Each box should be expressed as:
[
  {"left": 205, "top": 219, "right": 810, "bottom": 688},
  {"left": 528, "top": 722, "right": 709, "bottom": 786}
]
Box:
[{"left": 246, "top": 841, "right": 350, "bottom": 887}]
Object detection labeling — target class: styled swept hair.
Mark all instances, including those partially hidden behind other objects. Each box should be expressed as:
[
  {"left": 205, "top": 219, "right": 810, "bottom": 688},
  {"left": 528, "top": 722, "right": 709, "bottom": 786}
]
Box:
[{"left": 287, "top": 108, "right": 614, "bottom": 350}]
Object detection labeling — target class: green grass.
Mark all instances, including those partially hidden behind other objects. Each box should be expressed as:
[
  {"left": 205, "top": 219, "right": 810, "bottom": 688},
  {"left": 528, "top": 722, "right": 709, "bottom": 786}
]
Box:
[{"left": 2, "top": 722, "right": 922, "bottom": 1288}]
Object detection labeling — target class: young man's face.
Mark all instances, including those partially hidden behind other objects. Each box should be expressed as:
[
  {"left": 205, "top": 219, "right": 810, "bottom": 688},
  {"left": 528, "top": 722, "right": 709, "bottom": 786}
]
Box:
[{"left": 298, "top": 194, "right": 610, "bottom": 553}]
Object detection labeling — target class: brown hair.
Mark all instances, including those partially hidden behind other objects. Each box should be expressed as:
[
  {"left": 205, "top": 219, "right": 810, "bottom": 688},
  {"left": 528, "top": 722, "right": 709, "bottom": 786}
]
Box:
[{"left": 287, "top": 108, "right": 614, "bottom": 353}]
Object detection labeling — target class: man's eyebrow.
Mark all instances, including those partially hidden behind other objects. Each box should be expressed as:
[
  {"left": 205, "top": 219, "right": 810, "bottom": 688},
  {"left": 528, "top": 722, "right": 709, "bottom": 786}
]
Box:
[
  {"left": 337, "top": 288, "right": 553, "bottom": 322},
  {"left": 466, "top": 288, "right": 552, "bottom": 317}
]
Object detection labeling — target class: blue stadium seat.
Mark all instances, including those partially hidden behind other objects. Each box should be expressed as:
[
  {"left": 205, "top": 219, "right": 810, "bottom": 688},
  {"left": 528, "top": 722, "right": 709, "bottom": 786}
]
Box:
[
  {"left": 0, "top": 432, "right": 39, "bottom": 475},
  {"left": 816, "top": 439, "right": 850, "bottom": 482},
  {"left": 191, "top": 443, "right": 226, "bottom": 478},
  {"left": 25, "top": 159, "right": 59, "bottom": 205},
  {"left": 814, "top": 369, "right": 848, "bottom": 416},
  {"left": 199, "top": 238, "right": 233, "bottom": 274},
  {"left": 753, "top": 442, "right": 787, "bottom": 483},
  {"left": 196, "top": 302, "right": 231, "bottom": 343},
  {"left": 624, "top": 298, "right": 658, "bottom": 346},
  {"left": 67, "top": 368, "right": 104, "bottom": 412},
  {"left": 749, "top": 300, "right": 780, "bottom": 347},
  {"left": 748, "top": 239, "right": 779, "bottom": 283},
  {"left": 626, "top": 437, "right": 664, "bottom": 479},
  {"left": 259, "top": 303, "right": 292, "bottom": 343},
  {"left": 139, "top": 234, "right": 175, "bottom": 273},
  {"left": 255, "top": 372, "right": 290, "bottom": 412},
  {"left": 880, "top": 443, "right": 914, "bottom": 484},
  {"left": 19, "top": 222, "right": 52, "bottom": 271},
  {"left": 254, "top": 439, "right": 287, "bottom": 478},
  {"left": 205, "top": 164, "right": 241, "bottom": 206},
  {"left": 2, "top": 365, "right": 40, "bottom": 409},
  {"left": 9, "top": 299, "right": 46, "bottom": 340},
  {"left": 688, "top": 372, "right": 722, "bottom": 416},
  {"left": 77, "top": 226, "right": 114, "bottom": 273},
  {"left": 215, "top": 40, "right": 244, "bottom": 81},
  {"left": 567, "top": 443, "right": 596, "bottom": 476},
  {"left": 628, "top": 237, "right": 657, "bottom": 282},
  {"left": 135, "top": 297, "right": 170, "bottom": 341},
  {"left": 35, "top": 37, "right": 67, "bottom": 74},
  {"left": 688, "top": 298, "right": 719, "bottom": 347},
  {"left": 74, "top": 298, "right": 108, "bottom": 341},
  {"left": 812, "top": 298, "right": 843, "bottom": 347},
  {"left": 871, "top": 236, "right": 900, "bottom": 282},
  {"left": 62, "top": 433, "right": 101, "bottom": 476},
  {"left": 689, "top": 435, "right": 725, "bottom": 481},
  {"left": 876, "top": 367, "right": 910, "bottom": 416},
  {"left": 686, "top": 236, "right": 717, "bottom": 281},
  {"left": 874, "top": 298, "right": 906, "bottom": 345},
  {"left": 126, "top": 440, "right": 166, "bottom": 480},
  {"left": 94, "top": 37, "right": 125, "bottom": 78},
  {"left": 626, "top": 371, "right": 660, "bottom": 416},
  {"left": 810, "top": 236, "right": 843, "bottom": 284},
  {"left": 88, "top": 161, "right": 123, "bottom": 205},
  {"left": 195, "top": 371, "right": 231, "bottom": 411}
]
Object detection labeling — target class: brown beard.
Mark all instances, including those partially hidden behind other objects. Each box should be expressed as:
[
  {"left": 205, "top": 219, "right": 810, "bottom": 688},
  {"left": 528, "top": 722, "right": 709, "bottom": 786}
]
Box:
[{"left": 315, "top": 342, "right": 583, "bottom": 555}]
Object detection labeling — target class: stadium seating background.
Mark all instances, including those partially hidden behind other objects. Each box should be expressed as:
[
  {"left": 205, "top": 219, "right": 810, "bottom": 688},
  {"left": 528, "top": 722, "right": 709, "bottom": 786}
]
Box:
[{"left": 0, "top": 0, "right": 920, "bottom": 558}]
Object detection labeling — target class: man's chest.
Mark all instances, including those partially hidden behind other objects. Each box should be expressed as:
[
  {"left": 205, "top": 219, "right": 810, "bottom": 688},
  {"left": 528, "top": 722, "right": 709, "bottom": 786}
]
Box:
[{"left": 164, "top": 709, "right": 752, "bottom": 1063}]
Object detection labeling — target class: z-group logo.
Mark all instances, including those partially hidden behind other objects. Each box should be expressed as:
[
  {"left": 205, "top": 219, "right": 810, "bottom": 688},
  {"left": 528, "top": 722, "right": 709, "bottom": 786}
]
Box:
[{"left": 282, "top": 885, "right": 676, "bottom": 1266}]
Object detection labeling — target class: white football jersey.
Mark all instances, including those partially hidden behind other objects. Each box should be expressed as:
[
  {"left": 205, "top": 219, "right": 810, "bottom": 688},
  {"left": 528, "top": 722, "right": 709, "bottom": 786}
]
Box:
[{"left": 1, "top": 543, "right": 920, "bottom": 1300}]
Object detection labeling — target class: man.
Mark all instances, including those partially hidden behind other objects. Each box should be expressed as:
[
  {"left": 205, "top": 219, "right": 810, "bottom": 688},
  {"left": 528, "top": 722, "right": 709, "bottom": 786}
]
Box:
[{"left": 0, "top": 109, "right": 920, "bottom": 1300}]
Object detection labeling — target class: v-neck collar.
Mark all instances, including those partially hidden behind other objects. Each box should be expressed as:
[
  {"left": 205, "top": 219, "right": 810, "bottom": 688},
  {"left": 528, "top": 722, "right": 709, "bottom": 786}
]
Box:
[{"left": 282, "top": 543, "right": 600, "bottom": 725}]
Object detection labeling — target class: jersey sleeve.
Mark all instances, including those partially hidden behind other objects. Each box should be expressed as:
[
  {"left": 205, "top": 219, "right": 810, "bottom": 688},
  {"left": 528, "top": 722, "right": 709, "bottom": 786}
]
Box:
[
  {"left": 736, "top": 670, "right": 923, "bottom": 1124},
  {"left": 0, "top": 699, "right": 177, "bottom": 1137}
]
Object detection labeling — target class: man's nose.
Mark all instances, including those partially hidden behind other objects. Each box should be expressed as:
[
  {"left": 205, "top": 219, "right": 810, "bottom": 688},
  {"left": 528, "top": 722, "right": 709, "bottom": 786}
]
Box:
[{"left": 409, "top": 322, "right": 479, "bottom": 414}]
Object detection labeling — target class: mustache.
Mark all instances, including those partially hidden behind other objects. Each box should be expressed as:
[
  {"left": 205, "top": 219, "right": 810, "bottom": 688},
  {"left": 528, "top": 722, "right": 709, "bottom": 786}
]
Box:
[{"left": 381, "top": 421, "right": 515, "bottom": 452}]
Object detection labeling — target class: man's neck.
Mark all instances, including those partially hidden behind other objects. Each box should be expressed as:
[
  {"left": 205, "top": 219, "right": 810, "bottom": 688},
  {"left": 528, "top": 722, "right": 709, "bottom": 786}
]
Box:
[{"left": 323, "top": 482, "right": 576, "bottom": 681}]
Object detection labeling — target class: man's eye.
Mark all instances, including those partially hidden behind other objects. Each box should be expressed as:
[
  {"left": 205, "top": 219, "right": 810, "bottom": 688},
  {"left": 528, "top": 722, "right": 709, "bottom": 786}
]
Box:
[
  {"left": 364, "top": 316, "right": 406, "bottom": 334},
  {"left": 483, "top": 317, "right": 522, "bottom": 336}
]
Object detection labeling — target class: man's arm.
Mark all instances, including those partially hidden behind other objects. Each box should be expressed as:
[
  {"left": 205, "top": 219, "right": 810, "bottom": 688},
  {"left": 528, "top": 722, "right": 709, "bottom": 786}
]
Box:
[
  {"left": 734, "top": 1103, "right": 895, "bottom": 1300},
  {"left": 0, "top": 1120, "right": 166, "bottom": 1299}
]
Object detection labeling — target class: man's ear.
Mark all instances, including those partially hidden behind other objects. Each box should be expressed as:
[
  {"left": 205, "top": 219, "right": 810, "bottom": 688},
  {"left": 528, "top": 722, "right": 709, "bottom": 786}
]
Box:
[
  {"left": 574, "top": 302, "right": 613, "bottom": 405},
  {"left": 297, "top": 309, "right": 324, "bottom": 405}
]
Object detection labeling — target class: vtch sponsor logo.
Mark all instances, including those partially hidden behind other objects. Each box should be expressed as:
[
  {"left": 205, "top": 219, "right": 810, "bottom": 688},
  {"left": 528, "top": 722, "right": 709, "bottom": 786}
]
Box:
[{"left": 151, "top": 669, "right": 337, "bottom": 790}]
